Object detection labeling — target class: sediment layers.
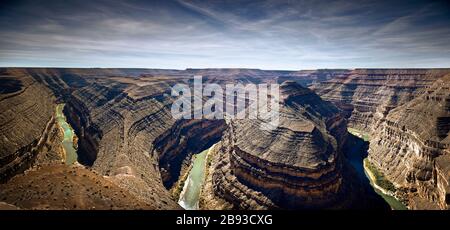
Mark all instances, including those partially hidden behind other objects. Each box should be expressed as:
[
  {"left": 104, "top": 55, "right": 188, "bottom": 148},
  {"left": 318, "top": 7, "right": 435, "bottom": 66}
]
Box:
[
  {"left": 0, "top": 72, "right": 59, "bottom": 182},
  {"left": 311, "top": 69, "right": 450, "bottom": 209},
  {"left": 202, "top": 81, "right": 377, "bottom": 209},
  {"left": 40, "top": 69, "right": 232, "bottom": 208},
  {"left": 62, "top": 79, "right": 180, "bottom": 209},
  {"left": 368, "top": 74, "right": 450, "bottom": 209},
  {"left": 311, "top": 69, "right": 450, "bottom": 132},
  {"left": 1, "top": 67, "right": 449, "bottom": 210},
  {"left": 156, "top": 119, "right": 226, "bottom": 189},
  {"left": 0, "top": 68, "right": 185, "bottom": 209},
  {"left": 1, "top": 68, "right": 281, "bottom": 209}
]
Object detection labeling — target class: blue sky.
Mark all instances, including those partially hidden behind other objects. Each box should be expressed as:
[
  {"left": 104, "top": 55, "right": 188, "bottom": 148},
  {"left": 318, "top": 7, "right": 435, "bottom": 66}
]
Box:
[{"left": 0, "top": 0, "right": 449, "bottom": 69}]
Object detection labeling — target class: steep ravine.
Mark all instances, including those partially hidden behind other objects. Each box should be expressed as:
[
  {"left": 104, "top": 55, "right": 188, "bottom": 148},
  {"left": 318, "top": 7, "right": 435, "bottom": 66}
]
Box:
[
  {"left": 0, "top": 73, "right": 61, "bottom": 182},
  {"left": 368, "top": 75, "right": 450, "bottom": 209},
  {"left": 177, "top": 146, "right": 212, "bottom": 210},
  {"left": 2, "top": 68, "right": 449, "bottom": 210},
  {"left": 64, "top": 97, "right": 100, "bottom": 166},
  {"left": 199, "top": 81, "right": 388, "bottom": 209},
  {"left": 345, "top": 128, "right": 407, "bottom": 210},
  {"left": 313, "top": 69, "right": 450, "bottom": 209},
  {"left": 155, "top": 119, "right": 226, "bottom": 189},
  {"left": 55, "top": 104, "right": 78, "bottom": 165}
]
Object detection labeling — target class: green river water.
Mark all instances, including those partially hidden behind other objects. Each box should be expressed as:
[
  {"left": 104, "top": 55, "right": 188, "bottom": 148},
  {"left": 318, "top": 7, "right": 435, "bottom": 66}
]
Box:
[
  {"left": 178, "top": 147, "right": 210, "bottom": 210},
  {"left": 56, "top": 104, "right": 78, "bottom": 165},
  {"left": 178, "top": 128, "right": 408, "bottom": 210},
  {"left": 347, "top": 128, "right": 407, "bottom": 210},
  {"left": 367, "top": 177, "right": 408, "bottom": 210}
]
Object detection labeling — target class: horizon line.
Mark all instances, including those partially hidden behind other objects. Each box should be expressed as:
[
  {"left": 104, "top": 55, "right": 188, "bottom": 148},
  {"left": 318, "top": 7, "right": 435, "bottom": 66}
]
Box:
[{"left": 1, "top": 66, "right": 450, "bottom": 72}]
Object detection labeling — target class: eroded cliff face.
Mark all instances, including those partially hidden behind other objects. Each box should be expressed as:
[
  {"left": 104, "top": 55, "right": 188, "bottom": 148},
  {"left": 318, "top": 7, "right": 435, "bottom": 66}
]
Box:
[
  {"left": 201, "top": 81, "right": 383, "bottom": 209},
  {"left": 1, "top": 67, "right": 448, "bottom": 210},
  {"left": 312, "top": 69, "right": 450, "bottom": 209},
  {"left": 156, "top": 119, "right": 226, "bottom": 189},
  {"left": 1, "top": 68, "right": 284, "bottom": 209},
  {"left": 0, "top": 71, "right": 60, "bottom": 182},
  {"left": 311, "top": 69, "right": 449, "bottom": 132},
  {"left": 60, "top": 80, "right": 180, "bottom": 209},
  {"left": 368, "top": 74, "right": 450, "bottom": 209},
  {"left": 0, "top": 69, "right": 165, "bottom": 210},
  {"left": 38, "top": 69, "right": 232, "bottom": 208}
]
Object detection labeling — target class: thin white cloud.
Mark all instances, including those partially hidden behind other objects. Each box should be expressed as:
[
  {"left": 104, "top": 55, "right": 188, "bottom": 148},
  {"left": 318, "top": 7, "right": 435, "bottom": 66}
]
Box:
[{"left": 0, "top": 0, "right": 449, "bottom": 69}]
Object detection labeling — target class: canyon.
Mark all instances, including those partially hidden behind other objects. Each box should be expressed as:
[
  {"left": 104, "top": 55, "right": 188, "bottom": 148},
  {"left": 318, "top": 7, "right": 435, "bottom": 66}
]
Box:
[
  {"left": 312, "top": 69, "right": 450, "bottom": 209},
  {"left": 0, "top": 68, "right": 449, "bottom": 210},
  {"left": 200, "top": 81, "right": 385, "bottom": 209}
]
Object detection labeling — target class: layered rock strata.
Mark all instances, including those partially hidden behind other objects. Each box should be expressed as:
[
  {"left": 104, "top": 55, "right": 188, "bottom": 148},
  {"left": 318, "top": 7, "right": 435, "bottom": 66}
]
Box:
[
  {"left": 62, "top": 80, "right": 180, "bottom": 208},
  {"left": 40, "top": 69, "right": 230, "bottom": 208},
  {"left": 312, "top": 69, "right": 450, "bottom": 132},
  {"left": 201, "top": 81, "right": 381, "bottom": 209},
  {"left": 0, "top": 73, "right": 59, "bottom": 182},
  {"left": 368, "top": 74, "right": 450, "bottom": 209},
  {"left": 156, "top": 119, "right": 226, "bottom": 189},
  {"left": 2, "top": 67, "right": 448, "bottom": 210},
  {"left": 311, "top": 69, "right": 450, "bottom": 209},
  {"left": 0, "top": 68, "right": 185, "bottom": 209}
]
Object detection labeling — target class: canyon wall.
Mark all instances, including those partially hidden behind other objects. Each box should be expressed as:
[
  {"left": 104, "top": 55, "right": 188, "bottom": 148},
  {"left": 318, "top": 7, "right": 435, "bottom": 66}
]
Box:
[
  {"left": 0, "top": 70, "right": 59, "bottom": 182},
  {"left": 368, "top": 74, "right": 450, "bottom": 209},
  {"left": 0, "top": 69, "right": 167, "bottom": 209},
  {"left": 61, "top": 80, "right": 180, "bottom": 209},
  {"left": 311, "top": 69, "right": 449, "bottom": 132},
  {"left": 155, "top": 119, "right": 226, "bottom": 189},
  {"left": 312, "top": 69, "right": 450, "bottom": 209},
  {"left": 1, "top": 68, "right": 449, "bottom": 210},
  {"left": 201, "top": 81, "right": 386, "bottom": 209},
  {"left": 0, "top": 68, "right": 278, "bottom": 209}
]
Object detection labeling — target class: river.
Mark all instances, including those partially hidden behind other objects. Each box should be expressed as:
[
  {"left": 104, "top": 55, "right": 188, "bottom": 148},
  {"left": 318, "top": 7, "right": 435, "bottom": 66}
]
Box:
[
  {"left": 56, "top": 104, "right": 78, "bottom": 165},
  {"left": 347, "top": 128, "right": 407, "bottom": 210},
  {"left": 178, "top": 147, "right": 211, "bottom": 210},
  {"left": 177, "top": 129, "right": 407, "bottom": 210}
]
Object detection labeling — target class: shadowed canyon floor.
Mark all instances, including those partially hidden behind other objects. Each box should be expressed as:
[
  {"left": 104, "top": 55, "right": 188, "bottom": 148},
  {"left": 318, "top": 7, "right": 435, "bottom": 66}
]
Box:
[{"left": 0, "top": 68, "right": 449, "bottom": 210}]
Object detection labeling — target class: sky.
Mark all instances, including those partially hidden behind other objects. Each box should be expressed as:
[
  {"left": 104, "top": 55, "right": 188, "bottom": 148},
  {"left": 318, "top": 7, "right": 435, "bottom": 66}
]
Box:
[{"left": 0, "top": 0, "right": 449, "bottom": 70}]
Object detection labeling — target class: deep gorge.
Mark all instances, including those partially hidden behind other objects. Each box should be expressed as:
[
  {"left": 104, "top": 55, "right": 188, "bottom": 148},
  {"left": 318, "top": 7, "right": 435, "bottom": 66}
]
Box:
[{"left": 0, "top": 68, "right": 449, "bottom": 210}]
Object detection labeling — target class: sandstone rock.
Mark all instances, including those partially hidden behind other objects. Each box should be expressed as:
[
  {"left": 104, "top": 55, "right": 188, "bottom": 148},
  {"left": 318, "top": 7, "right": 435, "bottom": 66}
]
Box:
[
  {"left": 0, "top": 164, "right": 155, "bottom": 210},
  {"left": 1, "top": 67, "right": 448, "bottom": 210},
  {"left": 0, "top": 72, "right": 57, "bottom": 182},
  {"left": 311, "top": 69, "right": 450, "bottom": 132},
  {"left": 368, "top": 74, "right": 450, "bottom": 209},
  {"left": 202, "top": 81, "right": 382, "bottom": 209}
]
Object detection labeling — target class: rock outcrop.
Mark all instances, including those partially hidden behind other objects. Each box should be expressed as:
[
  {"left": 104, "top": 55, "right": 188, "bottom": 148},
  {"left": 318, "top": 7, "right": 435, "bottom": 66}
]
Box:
[
  {"left": 0, "top": 164, "right": 156, "bottom": 209},
  {"left": 0, "top": 68, "right": 187, "bottom": 209},
  {"left": 61, "top": 78, "right": 180, "bottom": 209},
  {"left": 201, "top": 81, "right": 384, "bottom": 209},
  {"left": 368, "top": 74, "right": 450, "bottom": 209},
  {"left": 311, "top": 69, "right": 450, "bottom": 209},
  {"left": 156, "top": 119, "right": 226, "bottom": 189},
  {"left": 0, "top": 71, "right": 59, "bottom": 182},
  {"left": 1, "top": 67, "right": 449, "bottom": 210},
  {"left": 311, "top": 69, "right": 450, "bottom": 132}
]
